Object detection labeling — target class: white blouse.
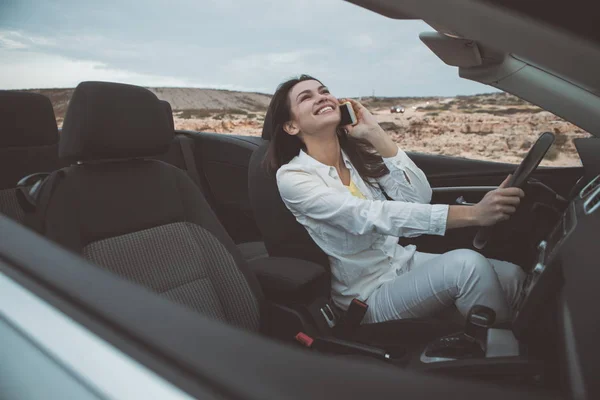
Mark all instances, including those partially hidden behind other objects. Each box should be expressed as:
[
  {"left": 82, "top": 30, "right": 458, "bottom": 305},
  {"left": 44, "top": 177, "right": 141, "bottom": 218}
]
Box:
[{"left": 276, "top": 148, "right": 449, "bottom": 310}]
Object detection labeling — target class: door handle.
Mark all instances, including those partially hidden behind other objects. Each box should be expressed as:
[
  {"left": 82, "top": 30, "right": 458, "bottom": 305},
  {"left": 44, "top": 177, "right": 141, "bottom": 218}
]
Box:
[{"left": 456, "top": 196, "right": 476, "bottom": 206}]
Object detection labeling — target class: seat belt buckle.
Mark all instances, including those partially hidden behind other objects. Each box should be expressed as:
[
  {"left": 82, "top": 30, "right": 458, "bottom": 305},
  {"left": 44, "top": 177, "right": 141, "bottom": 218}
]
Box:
[
  {"left": 334, "top": 298, "right": 368, "bottom": 337},
  {"left": 295, "top": 332, "right": 315, "bottom": 348},
  {"left": 319, "top": 303, "right": 338, "bottom": 328}
]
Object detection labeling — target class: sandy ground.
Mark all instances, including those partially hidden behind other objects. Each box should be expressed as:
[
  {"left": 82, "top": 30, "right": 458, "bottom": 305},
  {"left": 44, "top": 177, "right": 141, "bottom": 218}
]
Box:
[
  {"left": 173, "top": 101, "right": 588, "bottom": 167},
  {"left": 36, "top": 87, "right": 588, "bottom": 167}
]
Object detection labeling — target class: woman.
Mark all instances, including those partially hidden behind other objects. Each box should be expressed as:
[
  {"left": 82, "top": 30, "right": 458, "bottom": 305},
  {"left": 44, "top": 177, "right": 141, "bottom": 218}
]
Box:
[{"left": 266, "top": 75, "right": 525, "bottom": 324}]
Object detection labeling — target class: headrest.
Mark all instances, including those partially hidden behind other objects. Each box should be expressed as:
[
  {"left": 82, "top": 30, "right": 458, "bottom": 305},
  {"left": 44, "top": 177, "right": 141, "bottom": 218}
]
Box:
[
  {"left": 160, "top": 100, "right": 175, "bottom": 131},
  {"left": 0, "top": 91, "right": 58, "bottom": 148},
  {"left": 261, "top": 104, "right": 274, "bottom": 140},
  {"left": 60, "top": 81, "right": 173, "bottom": 163}
]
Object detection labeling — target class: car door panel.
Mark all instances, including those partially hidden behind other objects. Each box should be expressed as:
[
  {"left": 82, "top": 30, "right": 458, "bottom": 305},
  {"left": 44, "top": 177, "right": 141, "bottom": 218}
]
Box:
[
  {"left": 190, "top": 132, "right": 262, "bottom": 244},
  {"left": 402, "top": 152, "right": 581, "bottom": 266},
  {"left": 408, "top": 152, "right": 582, "bottom": 197}
]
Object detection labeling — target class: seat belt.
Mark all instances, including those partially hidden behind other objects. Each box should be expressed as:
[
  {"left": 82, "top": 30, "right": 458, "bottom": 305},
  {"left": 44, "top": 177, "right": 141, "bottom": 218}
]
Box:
[
  {"left": 377, "top": 183, "right": 393, "bottom": 201},
  {"left": 17, "top": 169, "right": 65, "bottom": 234},
  {"left": 177, "top": 134, "right": 220, "bottom": 212},
  {"left": 177, "top": 134, "right": 204, "bottom": 189}
]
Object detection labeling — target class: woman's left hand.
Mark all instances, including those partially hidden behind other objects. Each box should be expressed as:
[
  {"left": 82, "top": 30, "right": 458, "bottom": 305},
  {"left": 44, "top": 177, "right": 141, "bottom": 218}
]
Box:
[{"left": 338, "top": 98, "right": 384, "bottom": 141}]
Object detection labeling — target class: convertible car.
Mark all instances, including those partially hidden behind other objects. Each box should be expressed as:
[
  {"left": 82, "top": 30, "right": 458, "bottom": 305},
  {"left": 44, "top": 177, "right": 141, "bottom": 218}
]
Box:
[{"left": 1, "top": 1, "right": 598, "bottom": 399}]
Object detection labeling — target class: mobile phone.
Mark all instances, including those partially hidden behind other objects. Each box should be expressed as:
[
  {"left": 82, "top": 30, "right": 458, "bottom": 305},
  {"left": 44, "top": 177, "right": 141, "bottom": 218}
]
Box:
[{"left": 339, "top": 102, "right": 358, "bottom": 126}]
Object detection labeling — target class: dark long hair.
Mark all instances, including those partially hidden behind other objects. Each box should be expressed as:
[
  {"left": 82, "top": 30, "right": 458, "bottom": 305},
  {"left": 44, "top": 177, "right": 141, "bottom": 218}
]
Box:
[{"left": 264, "top": 75, "right": 389, "bottom": 184}]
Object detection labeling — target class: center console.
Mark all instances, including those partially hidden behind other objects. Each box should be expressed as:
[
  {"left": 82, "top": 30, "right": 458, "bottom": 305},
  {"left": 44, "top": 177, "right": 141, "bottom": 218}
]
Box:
[{"left": 400, "top": 304, "right": 538, "bottom": 380}]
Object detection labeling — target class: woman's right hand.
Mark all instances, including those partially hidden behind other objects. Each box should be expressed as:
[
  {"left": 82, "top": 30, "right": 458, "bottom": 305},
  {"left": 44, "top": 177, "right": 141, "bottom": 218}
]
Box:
[
  {"left": 338, "top": 98, "right": 399, "bottom": 158},
  {"left": 472, "top": 175, "right": 525, "bottom": 226},
  {"left": 338, "top": 98, "right": 381, "bottom": 141}
]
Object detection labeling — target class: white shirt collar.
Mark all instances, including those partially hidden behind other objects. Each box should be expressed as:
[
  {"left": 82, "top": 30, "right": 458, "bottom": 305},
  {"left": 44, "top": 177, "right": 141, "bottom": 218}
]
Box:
[{"left": 297, "top": 149, "right": 355, "bottom": 172}]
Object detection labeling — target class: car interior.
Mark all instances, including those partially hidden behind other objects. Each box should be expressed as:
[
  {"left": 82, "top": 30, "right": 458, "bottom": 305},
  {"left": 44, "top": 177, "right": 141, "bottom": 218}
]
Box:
[{"left": 1, "top": 1, "right": 599, "bottom": 399}]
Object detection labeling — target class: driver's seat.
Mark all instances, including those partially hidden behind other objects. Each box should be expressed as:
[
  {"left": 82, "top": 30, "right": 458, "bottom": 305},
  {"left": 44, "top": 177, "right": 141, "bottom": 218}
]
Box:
[{"left": 248, "top": 109, "right": 459, "bottom": 346}]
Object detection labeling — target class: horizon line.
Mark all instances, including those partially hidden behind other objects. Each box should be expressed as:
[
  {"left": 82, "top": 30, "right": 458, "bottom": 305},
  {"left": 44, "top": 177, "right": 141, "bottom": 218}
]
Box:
[{"left": 7, "top": 86, "right": 506, "bottom": 99}]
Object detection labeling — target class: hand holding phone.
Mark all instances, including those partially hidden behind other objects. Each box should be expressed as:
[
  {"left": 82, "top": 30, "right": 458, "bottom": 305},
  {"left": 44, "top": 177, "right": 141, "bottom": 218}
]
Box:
[
  {"left": 338, "top": 98, "right": 386, "bottom": 142},
  {"left": 337, "top": 98, "right": 398, "bottom": 157},
  {"left": 339, "top": 101, "right": 358, "bottom": 126}
]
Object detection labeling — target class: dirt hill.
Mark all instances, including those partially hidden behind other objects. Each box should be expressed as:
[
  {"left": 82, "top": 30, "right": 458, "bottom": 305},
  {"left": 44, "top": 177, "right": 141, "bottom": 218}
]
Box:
[{"left": 23, "top": 87, "right": 272, "bottom": 119}]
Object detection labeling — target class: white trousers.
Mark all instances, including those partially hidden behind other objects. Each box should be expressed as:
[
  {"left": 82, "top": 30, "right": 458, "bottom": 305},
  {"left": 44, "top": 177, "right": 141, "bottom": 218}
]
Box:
[{"left": 363, "top": 249, "right": 526, "bottom": 324}]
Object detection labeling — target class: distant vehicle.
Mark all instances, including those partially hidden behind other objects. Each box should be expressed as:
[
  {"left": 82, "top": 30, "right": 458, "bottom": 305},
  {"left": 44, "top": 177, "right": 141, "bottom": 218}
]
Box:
[{"left": 390, "top": 105, "right": 405, "bottom": 113}]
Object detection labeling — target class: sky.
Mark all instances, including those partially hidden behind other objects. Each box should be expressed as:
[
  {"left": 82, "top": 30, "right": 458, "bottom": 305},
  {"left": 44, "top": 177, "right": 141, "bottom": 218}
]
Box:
[{"left": 0, "top": 0, "right": 497, "bottom": 97}]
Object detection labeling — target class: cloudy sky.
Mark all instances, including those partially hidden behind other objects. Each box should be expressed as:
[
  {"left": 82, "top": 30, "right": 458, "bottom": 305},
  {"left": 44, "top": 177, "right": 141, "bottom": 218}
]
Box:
[{"left": 0, "top": 0, "right": 496, "bottom": 97}]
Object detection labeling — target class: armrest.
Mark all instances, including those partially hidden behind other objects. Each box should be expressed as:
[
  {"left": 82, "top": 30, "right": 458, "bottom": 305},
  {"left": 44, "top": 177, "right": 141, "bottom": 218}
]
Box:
[{"left": 247, "top": 257, "right": 329, "bottom": 304}]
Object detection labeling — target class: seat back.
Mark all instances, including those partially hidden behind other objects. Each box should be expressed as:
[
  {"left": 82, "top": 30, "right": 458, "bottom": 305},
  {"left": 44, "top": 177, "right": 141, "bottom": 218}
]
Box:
[
  {"left": 156, "top": 100, "right": 267, "bottom": 262},
  {"left": 39, "top": 81, "right": 263, "bottom": 331},
  {"left": 248, "top": 129, "right": 330, "bottom": 270},
  {"left": 0, "top": 91, "right": 61, "bottom": 222}
]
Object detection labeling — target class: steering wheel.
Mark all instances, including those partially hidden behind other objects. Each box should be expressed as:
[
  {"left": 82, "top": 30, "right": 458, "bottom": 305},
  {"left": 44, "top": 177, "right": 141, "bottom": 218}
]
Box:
[{"left": 473, "top": 132, "right": 555, "bottom": 249}]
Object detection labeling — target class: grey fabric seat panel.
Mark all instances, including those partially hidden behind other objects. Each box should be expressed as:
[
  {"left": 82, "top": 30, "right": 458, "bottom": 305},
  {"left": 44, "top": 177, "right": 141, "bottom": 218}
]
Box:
[
  {"left": 0, "top": 188, "right": 24, "bottom": 222},
  {"left": 43, "top": 161, "right": 265, "bottom": 328},
  {"left": 84, "top": 221, "right": 260, "bottom": 330}
]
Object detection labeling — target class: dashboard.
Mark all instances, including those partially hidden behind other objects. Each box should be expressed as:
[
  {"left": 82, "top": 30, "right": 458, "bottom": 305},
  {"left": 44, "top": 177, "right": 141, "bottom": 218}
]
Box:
[
  {"left": 513, "top": 175, "right": 600, "bottom": 342},
  {"left": 513, "top": 173, "right": 600, "bottom": 340}
]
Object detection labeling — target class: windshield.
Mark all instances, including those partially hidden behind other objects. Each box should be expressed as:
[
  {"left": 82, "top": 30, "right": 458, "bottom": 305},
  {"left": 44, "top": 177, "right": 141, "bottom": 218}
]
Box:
[{"left": 1, "top": 0, "right": 591, "bottom": 167}]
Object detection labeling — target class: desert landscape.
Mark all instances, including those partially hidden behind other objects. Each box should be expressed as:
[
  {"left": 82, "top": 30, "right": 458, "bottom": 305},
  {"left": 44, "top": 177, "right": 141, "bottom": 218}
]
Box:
[{"left": 29, "top": 88, "right": 589, "bottom": 167}]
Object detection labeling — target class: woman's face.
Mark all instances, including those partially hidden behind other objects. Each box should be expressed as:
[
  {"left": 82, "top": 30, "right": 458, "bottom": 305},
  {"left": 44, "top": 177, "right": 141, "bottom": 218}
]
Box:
[{"left": 285, "top": 79, "right": 340, "bottom": 137}]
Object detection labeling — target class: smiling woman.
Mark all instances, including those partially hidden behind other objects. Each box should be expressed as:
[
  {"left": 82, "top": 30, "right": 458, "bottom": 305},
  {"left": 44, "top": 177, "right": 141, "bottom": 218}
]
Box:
[
  {"left": 265, "top": 74, "right": 527, "bottom": 325},
  {"left": 265, "top": 75, "right": 389, "bottom": 183}
]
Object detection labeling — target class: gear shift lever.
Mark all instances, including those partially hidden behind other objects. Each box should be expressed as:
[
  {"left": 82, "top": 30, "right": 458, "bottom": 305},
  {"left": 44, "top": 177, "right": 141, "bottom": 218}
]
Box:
[{"left": 421, "top": 305, "right": 496, "bottom": 362}]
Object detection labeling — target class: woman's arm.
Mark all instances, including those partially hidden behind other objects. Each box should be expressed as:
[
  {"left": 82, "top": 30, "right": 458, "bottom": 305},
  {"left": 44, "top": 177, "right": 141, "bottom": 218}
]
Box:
[
  {"left": 277, "top": 167, "right": 524, "bottom": 238},
  {"left": 377, "top": 147, "right": 433, "bottom": 203},
  {"left": 277, "top": 167, "right": 449, "bottom": 238},
  {"left": 448, "top": 175, "right": 525, "bottom": 228},
  {"left": 341, "top": 98, "right": 432, "bottom": 203}
]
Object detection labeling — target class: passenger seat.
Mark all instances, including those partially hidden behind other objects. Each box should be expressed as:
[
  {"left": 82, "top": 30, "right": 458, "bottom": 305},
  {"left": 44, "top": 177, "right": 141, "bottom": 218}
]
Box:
[
  {"left": 0, "top": 91, "right": 61, "bottom": 222},
  {"left": 34, "top": 81, "right": 264, "bottom": 331},
  {"left": 158, "top": 100, "right": 267, "bottom": 262}
]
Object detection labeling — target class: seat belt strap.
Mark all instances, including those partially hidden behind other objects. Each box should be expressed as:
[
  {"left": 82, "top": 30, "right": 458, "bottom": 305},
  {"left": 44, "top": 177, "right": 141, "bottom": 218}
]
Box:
[
  {"left": 18, "top": 169, "right": 65, "bottom": 234},
  {"left": 178, "top": 134, "right": 204, "bottom": 189}
]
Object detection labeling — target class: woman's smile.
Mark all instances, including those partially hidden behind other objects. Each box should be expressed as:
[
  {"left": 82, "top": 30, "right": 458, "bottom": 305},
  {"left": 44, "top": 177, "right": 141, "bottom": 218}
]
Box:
[{"left": 315, "top": 105, "right": 335, "bottom": 115}]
